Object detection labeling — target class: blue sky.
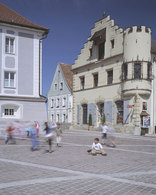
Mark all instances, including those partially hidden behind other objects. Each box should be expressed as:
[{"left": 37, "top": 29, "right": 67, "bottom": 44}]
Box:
[{"left": 1, "top": 0, "right": 156, "bottom": 96}]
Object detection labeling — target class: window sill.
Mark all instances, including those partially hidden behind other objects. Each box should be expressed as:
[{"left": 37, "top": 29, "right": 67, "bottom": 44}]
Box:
[
  {"left": 5, "top": 52, "right": 15, "bottom": 55},
  {"left": 4, "top": 87, "right": 16, "bottom": 89}
]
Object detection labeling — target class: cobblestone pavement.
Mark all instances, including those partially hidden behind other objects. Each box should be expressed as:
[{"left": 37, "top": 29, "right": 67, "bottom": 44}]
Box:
[{"left": 0, "top": 130, "right": 156, "bottom": 195}]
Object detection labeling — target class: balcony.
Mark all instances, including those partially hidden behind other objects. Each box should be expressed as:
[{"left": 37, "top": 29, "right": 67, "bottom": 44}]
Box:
[{"left": 122, "top": 79, "right": 151, "bottom": 96}]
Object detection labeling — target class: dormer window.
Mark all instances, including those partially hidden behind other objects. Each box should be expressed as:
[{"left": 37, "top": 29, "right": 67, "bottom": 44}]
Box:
[
  {"left": 80, "top": 76, "right": 85, "bottom": 90},
  {"left": 60, "top": 82, "right": 63, "bottom": 90},
  {"left": 55, "top": 84, "right": 57, "bottom": 90}
]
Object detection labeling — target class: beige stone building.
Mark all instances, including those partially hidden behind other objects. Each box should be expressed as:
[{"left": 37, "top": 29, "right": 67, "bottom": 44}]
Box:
[{"left": 72, "top": 15, "right": 156, "bottom": 135}]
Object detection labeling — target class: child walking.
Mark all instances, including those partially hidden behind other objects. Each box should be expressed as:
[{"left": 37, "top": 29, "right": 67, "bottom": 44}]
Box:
[{"left": 55, "top": 123, "right": 63, "bottom": 147}]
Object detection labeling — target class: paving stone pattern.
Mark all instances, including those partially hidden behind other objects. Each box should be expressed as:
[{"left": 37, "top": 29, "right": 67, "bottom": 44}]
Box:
[{"left": 0, "top": 130, "right": 156, "bottom": 194}]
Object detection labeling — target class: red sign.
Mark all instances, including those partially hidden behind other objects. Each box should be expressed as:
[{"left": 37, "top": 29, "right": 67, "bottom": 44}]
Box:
[{"left": 127, "top": 105, "right": 133, "bottom": 108}]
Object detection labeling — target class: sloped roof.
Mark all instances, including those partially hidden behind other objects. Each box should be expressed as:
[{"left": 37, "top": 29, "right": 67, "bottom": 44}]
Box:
[
  {"left": 60, "top": 63, "right": 73, "bottom": 90},
  {"left": 151, "top": 38, "right": 156, "bottom": 54},
  {"left": 0, "top": 3, "right": 48, "bottom": 32}
]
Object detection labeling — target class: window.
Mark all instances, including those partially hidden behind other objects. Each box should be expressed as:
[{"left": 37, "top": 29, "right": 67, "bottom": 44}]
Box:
[
  {"left": 51, "top": 99, "right": 54, "bottom": 108},
  {"left": 115, "top": 100, "right": 123, "bottom": 124},
  {"left": 111, "top": 39, "right": 114, "bottom": 49},
  {"left": 52, "top": 114, "right": 54, "bottom": 121},
  {"left": 107, "top": 70, "right": 113, "bottom": 84},
  {"left": 122, "top": 63, "right": 128, "bottom": 80},
  {"left": 63, "top": 114, "right": 66, "bottom": 122},
  {"left": 93, "top": 73, "right": 98, "bottom": 87},
  {"left": 98, "top": 42, "right": 105, "bottom": 60},
  {"left": 147, "top": 63, "right": 152, "bottom": 79},
  {"left": 82, "top": 104, "right": 88, "bottom": 124},
  {"left": 4, "top": 108, "right": 14, "bottom": 116},
  {"left": 60, "top": 82, "right": 63, "bottom": 90},
  {"left": 5, "top": 37, "right": 15, "bottom": 54},
  {"left": 55, "top": 84, "right": 57, "bottom": 90},
  {"left": 89, "top": 48, "right": 92, "bottom": 57},
  {"left": 134, "top": 63, "right": 141, "bottom": 79},
  {"left": 62, "top": 97, "right": 66, "bottom": 107},
  {"left": 80, "top": 76, "right": 85, "bottom": 90},
  {"left": 4, "top": 72, "right": 15, "bottom": 88},
  {"left": 56, "top": 98, "right": 60, "bottom": 108},
  {"left": 56, "top": 114, "right": 60, "bottom": 122}
]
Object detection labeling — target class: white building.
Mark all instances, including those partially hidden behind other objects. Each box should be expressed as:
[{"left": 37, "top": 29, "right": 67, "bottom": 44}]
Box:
[
  {"left": 72, "top": 15, "right": 156, "bottom": 135},
  {"left": 0, "top": 3, "right": 48, "bottom": 124},
  {"left": 48, "top": 63, "right": 73, "bottom": 124}
]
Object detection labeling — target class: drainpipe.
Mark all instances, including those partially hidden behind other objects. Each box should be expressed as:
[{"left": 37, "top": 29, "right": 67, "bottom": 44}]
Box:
[{"left": 39, "top": 31, "right": 48, "bottom": 100}]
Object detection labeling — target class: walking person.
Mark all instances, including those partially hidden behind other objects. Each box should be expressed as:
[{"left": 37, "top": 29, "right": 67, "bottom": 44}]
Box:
[
  {"left": 30, "top": 123, "right": 40, "bottom": 151},
  {"left": 5, "top": 123, "right": 16, "bottom": 144},
  {"left": 55, "top": 123, "right": 63, "bottom": 147},
  {"left": 101, "top": 122, "right": 108, "bottom": 145},
  {"left": 44, "top": 122, "right": 57, "bottom": 153}
]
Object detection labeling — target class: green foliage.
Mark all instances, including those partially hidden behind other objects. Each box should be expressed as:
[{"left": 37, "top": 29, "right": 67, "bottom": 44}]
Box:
[
  {"left": 89, "top": 114, "right": 92, "bottom": 126},
  {"left": 101, "top": 114, "right": 106, "bottom": 125}
]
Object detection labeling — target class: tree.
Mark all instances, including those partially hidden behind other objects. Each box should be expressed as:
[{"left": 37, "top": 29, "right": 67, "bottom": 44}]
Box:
[
  {"left": 101, "top": 114, "right": 106, "bottom": 125},
  {"left": 89, "top": 114, "right": 92, "bottom": 126}
]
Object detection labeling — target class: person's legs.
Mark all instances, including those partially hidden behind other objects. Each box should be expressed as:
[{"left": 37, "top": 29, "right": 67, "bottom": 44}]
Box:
[
  {"left": 107, "top": 138, "right": 116, "bottom": 147},
  {"left": 48, "top": 138, "right": 52, "bottom": 152},
  {"left": 91, "top": 149, "right": 97, "bottom": 155}
]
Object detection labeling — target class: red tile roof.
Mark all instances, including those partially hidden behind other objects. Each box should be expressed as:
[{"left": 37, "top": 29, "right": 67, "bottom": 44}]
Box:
[
  {"left": 60, "top": 63, "right": 73, "bottom": 90},
  {"left": 0, "top": 3, "right": 48, "bottom": 32}
]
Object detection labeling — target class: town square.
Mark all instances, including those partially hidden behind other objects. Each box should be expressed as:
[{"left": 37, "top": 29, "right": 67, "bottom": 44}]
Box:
[{"left": 0, "top": 0, "right": 156, "bottom": 194}]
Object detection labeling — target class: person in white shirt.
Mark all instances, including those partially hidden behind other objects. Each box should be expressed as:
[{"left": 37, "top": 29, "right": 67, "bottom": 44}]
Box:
[
  {"left": 88, "top": 138, "right": 107, "bottom": 156},
  {"left": 101, "top": 123, "right": 108, "bottom": 145},
  {"left": 101, "top": 123, "right": 116, "bottom": 147}
]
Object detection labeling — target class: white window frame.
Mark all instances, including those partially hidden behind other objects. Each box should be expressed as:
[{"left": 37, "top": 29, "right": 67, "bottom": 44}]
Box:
[
  {"left": 56, "top": 98, "right": 60, "bottom": 108},
  {"left": 5, "top": 36, "right": 15, "bottom": 54},
  {"left": 4, "top": 71, "right": 16, "bottom": 88},
  {"left": 4, "top": 108, "right": 14, "bottom": 116},
  {"left": 51, "top": 98, "right": 54, "bottom": 108},
  {"left": 62, "top": 97, "right": 66, "bottom": 107},
  {"left": 55, "top": 83, "right": 57, "bottom": 91},
  {"left": 60, "top": 82, "right": 63, "bottom": 90}
]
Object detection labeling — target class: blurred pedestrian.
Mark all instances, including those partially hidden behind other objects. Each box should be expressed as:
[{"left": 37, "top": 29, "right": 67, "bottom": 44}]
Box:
[
  {"left": 34, "top": 121, "right": 40, "bottom": 137},
  {"left": 5, "top": 123, "right": 16, "bottom": 144},
  {"left": 107, "top": 124, "right": 116, "bottom": 147},
  {"left": 30, "top": 123, "right": 40, "bottom": 151},
  {"left": 44, "top": 122, "right": 57, "bottom": 153},
  {"left": 55, "top": 123, "right": 63, "bottom": 147},
  {"left": 101, "top": 122, "right": 108, "bottom": 145}
]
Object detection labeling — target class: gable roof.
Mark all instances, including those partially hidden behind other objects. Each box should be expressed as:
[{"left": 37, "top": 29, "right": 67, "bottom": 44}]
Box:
[
  {"left": 0, "top": 3, "right": 48, "bottom": 32},
  {"left": 60, "top": 63, "right": 73, "bottom": 90}
]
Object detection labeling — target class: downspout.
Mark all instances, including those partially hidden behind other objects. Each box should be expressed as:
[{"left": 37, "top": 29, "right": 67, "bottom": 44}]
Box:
[{"left": 39, "top": 31, "right": 48, "bottom": 101}]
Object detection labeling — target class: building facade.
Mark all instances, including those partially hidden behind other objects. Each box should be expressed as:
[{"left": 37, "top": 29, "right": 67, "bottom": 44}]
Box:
[
  {"left": 72, "top": 15, "right": 156, "bottom": 135},
  {"left": 48, "top": 63, "right": 73, "bottom": 124},
  {"left": 0, "top": 3, "right": 48, "bottom": 123}
]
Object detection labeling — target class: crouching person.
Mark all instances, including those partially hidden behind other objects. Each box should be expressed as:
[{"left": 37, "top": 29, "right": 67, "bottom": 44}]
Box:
[{"left": 88, "top": 138, "right": 107, "bottom": 156}]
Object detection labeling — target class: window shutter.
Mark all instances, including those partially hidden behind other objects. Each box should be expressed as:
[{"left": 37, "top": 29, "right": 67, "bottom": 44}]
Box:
[
  {"left": 123, "top": 100, "right": 130, "bottom": 123},
  {"left": 77, "top": 105, "right": 80, "bottom": 124},
  {"left": 104, "top": 101, "right": 112, "bottom": 123}
]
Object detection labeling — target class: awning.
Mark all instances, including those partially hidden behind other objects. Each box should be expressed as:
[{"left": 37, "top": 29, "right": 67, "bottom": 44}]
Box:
[{"left": 90, "top": 28, "right": 106, "bottom": 43}]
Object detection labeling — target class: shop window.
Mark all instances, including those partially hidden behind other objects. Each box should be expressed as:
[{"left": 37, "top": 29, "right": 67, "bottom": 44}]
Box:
[{"left": 115, "top": 100, "right": 123, "bottom": 123}]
